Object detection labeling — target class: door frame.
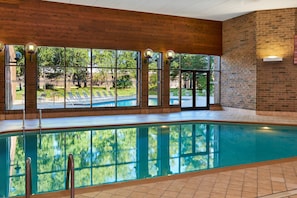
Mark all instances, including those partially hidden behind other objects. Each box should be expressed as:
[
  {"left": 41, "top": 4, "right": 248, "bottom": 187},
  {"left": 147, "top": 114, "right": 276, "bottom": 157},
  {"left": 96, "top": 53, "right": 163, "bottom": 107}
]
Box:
[{"left": 180, "top": 70, "right": 210, "bottom": 110}]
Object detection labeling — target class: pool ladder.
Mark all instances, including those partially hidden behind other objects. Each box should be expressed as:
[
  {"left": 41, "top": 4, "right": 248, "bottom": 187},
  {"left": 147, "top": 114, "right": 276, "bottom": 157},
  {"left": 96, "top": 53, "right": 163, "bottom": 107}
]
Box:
[{"left": 25, "top": 154, "right": 75, "bottom": 198}]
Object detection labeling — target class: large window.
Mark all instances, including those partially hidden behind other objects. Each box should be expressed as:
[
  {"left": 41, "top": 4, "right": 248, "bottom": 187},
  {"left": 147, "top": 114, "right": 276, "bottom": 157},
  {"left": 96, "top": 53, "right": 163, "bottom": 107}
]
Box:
[
  {"left": 148, "top": 52, "right": 162, "bottom": 106},
  {"left": 37, "top": 46, "right": 140, "bottom": 109},
  {"left": 5, "top": 45, "right": 220, "bottom": 111},
  {"left": 5, "top": 45, "right": 25, "bottom": 110}
]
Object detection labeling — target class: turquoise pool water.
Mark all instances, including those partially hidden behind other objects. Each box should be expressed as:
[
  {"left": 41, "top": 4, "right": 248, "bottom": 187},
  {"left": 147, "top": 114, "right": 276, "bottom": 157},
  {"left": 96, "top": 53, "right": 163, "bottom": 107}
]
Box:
[{"left": 1, "top": 122, "right": 297, "bottom": 197}]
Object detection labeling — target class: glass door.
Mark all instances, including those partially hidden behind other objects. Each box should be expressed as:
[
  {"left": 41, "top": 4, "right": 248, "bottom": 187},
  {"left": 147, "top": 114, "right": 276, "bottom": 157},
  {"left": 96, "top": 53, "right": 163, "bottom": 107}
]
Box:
[{"left": 181, "top": 70, "right": 210, "bottom": 110}]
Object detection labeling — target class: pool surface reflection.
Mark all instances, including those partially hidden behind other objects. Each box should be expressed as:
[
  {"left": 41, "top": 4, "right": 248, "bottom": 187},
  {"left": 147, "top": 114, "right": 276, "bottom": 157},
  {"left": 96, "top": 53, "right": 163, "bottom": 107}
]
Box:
[{"left": 2, "top": 122, "right": 297, "bottom": 197}]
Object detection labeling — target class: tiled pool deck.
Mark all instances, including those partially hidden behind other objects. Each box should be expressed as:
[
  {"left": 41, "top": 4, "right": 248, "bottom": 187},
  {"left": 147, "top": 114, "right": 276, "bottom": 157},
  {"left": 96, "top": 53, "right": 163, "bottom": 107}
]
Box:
[{"left": 3, "top": 107, "right": 297, "bottom": 198}]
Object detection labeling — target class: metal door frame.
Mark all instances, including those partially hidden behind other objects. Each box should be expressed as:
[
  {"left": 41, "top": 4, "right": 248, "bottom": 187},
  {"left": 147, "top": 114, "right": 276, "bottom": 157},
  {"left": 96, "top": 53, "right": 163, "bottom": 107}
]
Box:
[{"left": 180, "top": 70, "right": 210, "bottom": 110}]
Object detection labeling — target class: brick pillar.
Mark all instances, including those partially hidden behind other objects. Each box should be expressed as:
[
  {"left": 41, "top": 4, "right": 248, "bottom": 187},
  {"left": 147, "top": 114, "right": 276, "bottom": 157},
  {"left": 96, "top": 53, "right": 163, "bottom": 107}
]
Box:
[{"left": 25, "top": 51, "right": 37, "bottom": 115}]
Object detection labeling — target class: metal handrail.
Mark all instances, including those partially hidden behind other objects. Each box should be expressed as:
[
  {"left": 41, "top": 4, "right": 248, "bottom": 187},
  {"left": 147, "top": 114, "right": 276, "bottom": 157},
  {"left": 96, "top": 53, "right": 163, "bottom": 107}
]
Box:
[
  {"left": 66, "top": 154, "right": 75, "bottom": 198},
  {"left": 25, "top": 157, "right": 32, "bottom": 198}
]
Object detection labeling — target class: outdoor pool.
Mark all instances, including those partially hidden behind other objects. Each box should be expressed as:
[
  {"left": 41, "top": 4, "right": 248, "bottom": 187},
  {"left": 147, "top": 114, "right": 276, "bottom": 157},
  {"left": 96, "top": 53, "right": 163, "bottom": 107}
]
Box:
[
  {"left": 2, "top": 122, "right": 297, "bottom": 197},
  {"left": 91, "top": 98, "right": 180, "bottom": 107}
]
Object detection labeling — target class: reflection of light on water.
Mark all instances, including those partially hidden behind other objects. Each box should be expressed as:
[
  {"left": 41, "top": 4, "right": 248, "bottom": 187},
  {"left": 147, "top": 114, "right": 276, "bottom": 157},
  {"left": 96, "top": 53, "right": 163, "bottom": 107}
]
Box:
[
  {"left": 257, "top": 126, "right": 275, "bottom": 133},
  {"left": 262, "top": 126, "right": 270, "bottom": 130}
]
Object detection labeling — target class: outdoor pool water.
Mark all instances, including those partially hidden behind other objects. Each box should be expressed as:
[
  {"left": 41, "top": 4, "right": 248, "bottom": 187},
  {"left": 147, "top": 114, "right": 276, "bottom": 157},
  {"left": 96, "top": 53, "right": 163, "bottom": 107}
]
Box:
[
  {"left": 91, "top": 98, "right": 180, "bottom": 107},
  {"left": 2, "top": 122, "right": 297, "bottom": 197}
]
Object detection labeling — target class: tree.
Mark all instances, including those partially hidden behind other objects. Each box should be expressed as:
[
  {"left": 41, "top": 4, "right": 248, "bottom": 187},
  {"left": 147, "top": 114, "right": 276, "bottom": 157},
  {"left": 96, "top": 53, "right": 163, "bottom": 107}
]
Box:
[
  {"left": 115, "top": 74, "right": 132, "bottom": 89},
  {"left": 66, "top": 48, "right": 90, "bottom": 88},
  {"left": 92, "top": 49, "right": 116, "bottom": 91}
]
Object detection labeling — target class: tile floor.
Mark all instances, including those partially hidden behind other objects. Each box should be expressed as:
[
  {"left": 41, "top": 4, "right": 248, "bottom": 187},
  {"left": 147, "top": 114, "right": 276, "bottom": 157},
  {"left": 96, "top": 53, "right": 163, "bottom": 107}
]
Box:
[{"left": 6, "top": 107, "right": 297, "bottom": 198}]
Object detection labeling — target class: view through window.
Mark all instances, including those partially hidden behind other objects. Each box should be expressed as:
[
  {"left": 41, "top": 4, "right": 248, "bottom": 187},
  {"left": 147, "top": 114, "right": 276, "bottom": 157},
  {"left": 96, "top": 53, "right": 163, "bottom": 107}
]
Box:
[
  {"left": 36, "top": 47, "right": 140, "bottom": 109},
  {"left": 4, "top": 45, "right": 220, "bottom": 110}
]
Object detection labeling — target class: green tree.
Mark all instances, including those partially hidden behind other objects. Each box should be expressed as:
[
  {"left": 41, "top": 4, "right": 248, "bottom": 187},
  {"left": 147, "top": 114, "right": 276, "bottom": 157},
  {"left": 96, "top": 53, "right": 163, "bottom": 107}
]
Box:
[
  {"left": 66, "top": 48, "right": 90, "bottom": 88},
  {"left": 92, "top": 49, "right": 116, "bottom": 91}
]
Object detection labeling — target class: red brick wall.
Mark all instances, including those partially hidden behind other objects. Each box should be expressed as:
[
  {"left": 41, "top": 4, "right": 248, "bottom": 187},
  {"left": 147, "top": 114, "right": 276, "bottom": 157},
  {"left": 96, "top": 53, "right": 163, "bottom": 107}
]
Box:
[
  {"left": 256, "top": 9, "right": 297, "bottom": 112},
  {"left": 221, "top": 13, "right": 257, "bottom": 110},
  {"left": 222, "top": 8, "right": 297, "bottom": 112}
]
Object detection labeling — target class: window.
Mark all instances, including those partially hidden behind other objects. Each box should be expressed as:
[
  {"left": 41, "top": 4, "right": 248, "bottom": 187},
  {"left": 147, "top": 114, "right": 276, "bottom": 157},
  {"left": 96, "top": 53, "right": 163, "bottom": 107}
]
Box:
[
  {"left": 148, "top": 52, "right": 162, "bottom": 106},
  {"left": 210, "top": 56, "right": 221, "bottom": 104},
  {"left": 115, "top": 50, "right": 139, "bottom": 107},
  {"left": 37, "top": 46, "right": 65, "bottom": 109},
  {"left": 65, "top": 47, "right": 91, "bottom": 108},
  {"left": 37, "top": 46, "right": 140, "bottom": 109},
  {"left": 169, "top": 54, "right": 180, "bottom": 105},
  {"left": 5, "top": 45, "right": 25, "bottom": 110}
]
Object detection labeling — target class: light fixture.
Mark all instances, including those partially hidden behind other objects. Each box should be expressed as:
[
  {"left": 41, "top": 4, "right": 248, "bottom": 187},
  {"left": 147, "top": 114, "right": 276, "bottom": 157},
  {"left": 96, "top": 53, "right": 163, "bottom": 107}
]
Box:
[
  {"left": 165, "top": 50, "right": 175, "bottom": 64},
  {"left": 0, "top": 41, "right": 4, "bottom": 52},
  {"left": 263, "top": 56, "right": 283, "bottom": 62},
  {"left": 166, "top": 50, "right": 175, "bottom": 60},
  {"left": 144, "top": 48, "right": 153, "bottom": 59},
  {"left": 26, "top": 42, "right": 37, "bottom": 61},
  {"left": 26, "top": 42, "right": 37, "bottom": 54}
]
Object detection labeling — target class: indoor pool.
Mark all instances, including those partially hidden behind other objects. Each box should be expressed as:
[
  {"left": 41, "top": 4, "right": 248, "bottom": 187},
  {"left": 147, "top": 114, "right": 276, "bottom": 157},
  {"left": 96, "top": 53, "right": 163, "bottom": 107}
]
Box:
[{"left": 1, "top": 122, "right": 297, "bottom": 197}]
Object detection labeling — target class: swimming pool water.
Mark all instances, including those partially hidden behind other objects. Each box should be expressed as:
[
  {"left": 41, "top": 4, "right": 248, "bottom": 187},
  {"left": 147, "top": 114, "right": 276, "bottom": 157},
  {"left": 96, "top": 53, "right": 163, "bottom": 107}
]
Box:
[{"left": 1, "top": 122, "right": 297, "bottom": 197}]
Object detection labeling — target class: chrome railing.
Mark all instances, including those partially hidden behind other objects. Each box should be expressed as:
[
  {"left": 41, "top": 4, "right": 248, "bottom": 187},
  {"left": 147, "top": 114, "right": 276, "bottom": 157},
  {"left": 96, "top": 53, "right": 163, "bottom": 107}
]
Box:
[
  {"left": 66, "top": 154, "right": 75, "bottom": 198},
  {"left": 25, "top": 157, "right": 32, "bottom": 198}
]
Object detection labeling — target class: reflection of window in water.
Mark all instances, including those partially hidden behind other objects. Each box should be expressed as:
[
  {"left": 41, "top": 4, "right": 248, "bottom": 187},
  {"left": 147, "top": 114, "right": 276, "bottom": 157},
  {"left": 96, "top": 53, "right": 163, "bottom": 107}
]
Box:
[{"left": 4, "top": 122, "right": 219, "bottom": 197}]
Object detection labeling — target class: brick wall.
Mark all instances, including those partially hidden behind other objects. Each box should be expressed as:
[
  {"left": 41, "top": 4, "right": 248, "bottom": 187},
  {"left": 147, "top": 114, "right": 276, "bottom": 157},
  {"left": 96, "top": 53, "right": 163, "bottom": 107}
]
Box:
[
  {"left": 256, "top": 9, "right": 297, "bottom": 112},
  {"left": 221, "top": 13, "right": 257, "bottom": 109},
  {"left": 222, "top": 8, "right": 297, "bottom": 112}
]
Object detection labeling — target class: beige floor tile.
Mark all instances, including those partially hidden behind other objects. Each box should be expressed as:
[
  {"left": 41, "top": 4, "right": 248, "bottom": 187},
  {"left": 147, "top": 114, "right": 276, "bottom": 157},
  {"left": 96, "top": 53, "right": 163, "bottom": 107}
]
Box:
[
  {"left": 144, "top": 194, "right": 160, "bottom": 198},
  {"left": 242, "top": 185, "right": 258, "bottom": 193},
  {"left": 194, "top": 191, "right": 211, "bottom": 198},
  {"left": 128, "top": 191, "right": 148, "bottom": 198},
  {"left": 272, "top": 181, "right": 287, "bottom": 193},
  {"left": 94, "top": 192, "right": 113, "bottom": 198},
  {"left": 179, "top": 187, "right": 196, "bottom": 196},
  {"left": 81, "top": 192, "right": 101, "bottom": 197},
  {"left": 241, "top": 191, "right": 257, "bottom": 198},
  {"left": 209, "top": 192, "right": 226, "bottom": 198},
  {"left": 258, "top": 189, "right": 273, "bottom": 197},
  {"left": 226, "top": 189, "right": 242, "bottom": 197},
  {"left": 162, "top": 190, "right": 179, "bottom": 197}
]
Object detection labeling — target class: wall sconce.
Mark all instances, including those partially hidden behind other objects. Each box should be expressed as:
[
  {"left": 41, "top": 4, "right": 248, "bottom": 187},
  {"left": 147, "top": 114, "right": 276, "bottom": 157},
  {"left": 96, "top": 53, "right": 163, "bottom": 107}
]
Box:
[
  {"left": 144, "top": 48, "right": 153, "bottom": 59},
  {"left": 166, "top": 50, "right": 175, "bottom": 60},
  {"left": 165, "top": 50, "right": 175, "bottom": 64},
  {"left": 144, "top": 48, "right": 153, "bottom": 64},
  {"left": 0, "top": 41, "right": 4, "bottom": 52},
  {"left": 263, "top": 56, "right": 283, "bottom": 62},
  {"left": 26, "top": 42, "right": 37, "bottom": 61}
]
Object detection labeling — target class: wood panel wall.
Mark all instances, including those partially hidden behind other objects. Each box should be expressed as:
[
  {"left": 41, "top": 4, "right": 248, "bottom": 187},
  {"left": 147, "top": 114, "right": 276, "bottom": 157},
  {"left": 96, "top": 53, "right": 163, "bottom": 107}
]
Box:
[{"left": 0, "top": 0, "right": 222, "bottom": 55}]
